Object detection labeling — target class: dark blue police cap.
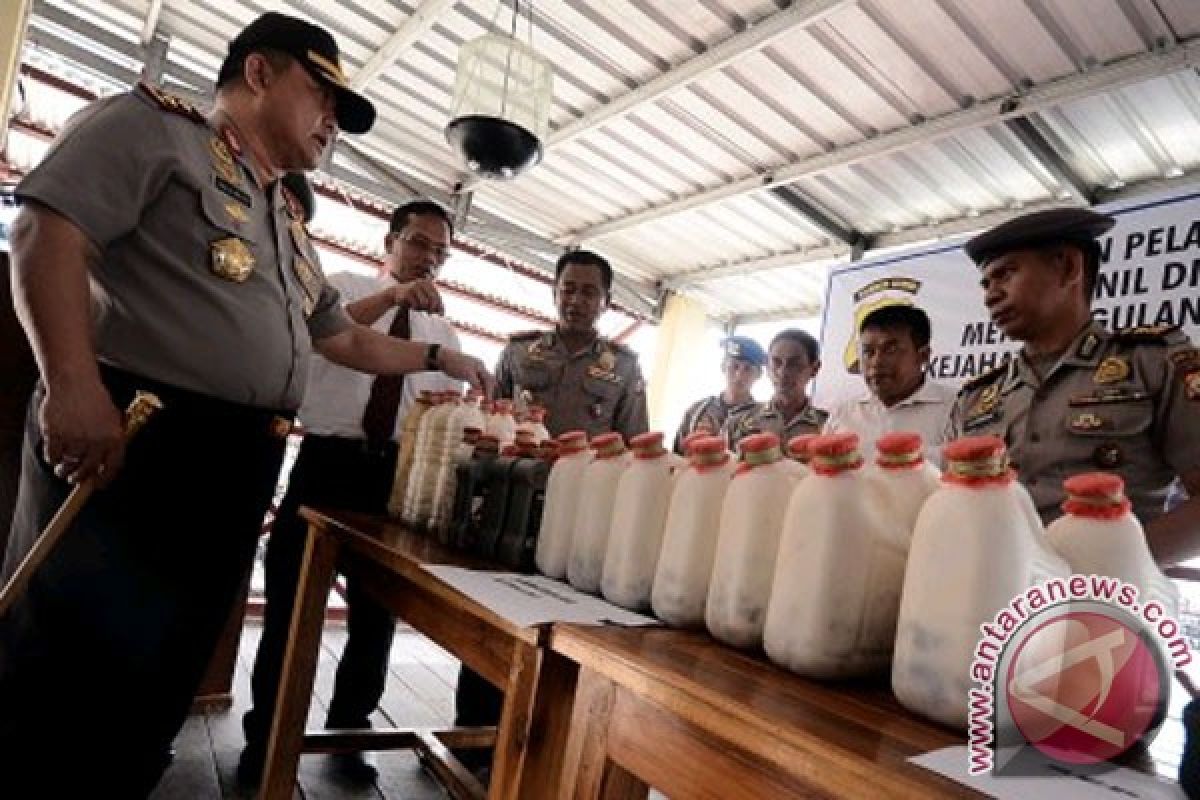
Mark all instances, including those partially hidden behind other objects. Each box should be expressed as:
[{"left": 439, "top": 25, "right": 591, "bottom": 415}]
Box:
[
  {"left": 722, "top": 336, "right": 766, "bottom": 367},
  {"left": 964, "top": 207, "right": 1115, "bottom": 267}
]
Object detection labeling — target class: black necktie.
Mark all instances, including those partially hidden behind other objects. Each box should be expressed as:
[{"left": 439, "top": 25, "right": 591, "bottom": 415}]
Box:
[{"left": 361, "top": 303, "right": 411, "bottom": 446}]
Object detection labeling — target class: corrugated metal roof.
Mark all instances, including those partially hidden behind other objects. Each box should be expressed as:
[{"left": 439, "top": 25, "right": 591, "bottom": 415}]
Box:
[{"left": 13, "top": 0, "right": 1200, "bottom": 325}]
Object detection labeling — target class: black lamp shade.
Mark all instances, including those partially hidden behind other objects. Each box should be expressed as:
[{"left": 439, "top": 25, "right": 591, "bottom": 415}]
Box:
[{"left": 446, "top": 115, "right": 543, "bottom": 180}]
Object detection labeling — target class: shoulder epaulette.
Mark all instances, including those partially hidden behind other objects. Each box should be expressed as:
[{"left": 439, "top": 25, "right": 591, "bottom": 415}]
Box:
[
  {"left": 960, "top": 362, "right": 1007, "bottom": 393},
  {"left": 507, "top": 330, "right": 544, "bottom": 342},
  {"left": 137, "top": 82, "right": 206, "bottom": 124},
  {"left": 1113, "top": 323, "right": 1181, "bottom": 344}
]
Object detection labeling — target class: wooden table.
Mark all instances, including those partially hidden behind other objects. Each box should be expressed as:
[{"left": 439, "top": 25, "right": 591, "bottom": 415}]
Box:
[
  {"left": 524, "top": 624, "right": 985, "bottom": 800},
  {"left": 259, "top": 507, "right": 556, "bottom": 800}
]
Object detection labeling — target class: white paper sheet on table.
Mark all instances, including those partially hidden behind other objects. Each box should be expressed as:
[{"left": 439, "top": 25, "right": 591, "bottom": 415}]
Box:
[
  {"left": 910, "top": 746, "right": 1185, "bottom": 799},
  {"left": 421, "top": 566, "right": 660, "bottom": 628}
]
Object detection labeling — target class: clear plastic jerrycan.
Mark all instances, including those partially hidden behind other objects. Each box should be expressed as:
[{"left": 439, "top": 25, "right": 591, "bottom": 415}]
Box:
[
  {"left": 870, "top": 431, "right": 941, "bottom": 534},
  {"left": 566, "top": 433, "right": 631, "bottom": 593},
  {"left": 893, "top": 436, "right": 1070, "bottom": 730},
  {"left": 535, "top": 431, "right": 591, "bottom": 580},
  {"left": 601, "top": 432, "right": 685, "bottom": 611},
  {"left": 706, "top": 433, "right": 802, "bottom": 649},
  {"left": 1047, "top": 472, "right": 1179, "bottom": 620},
  {"left": 652, "top": 436, "right": 735, "bottom": 628},
  {"left": 764, "top": 432, "right": 908, "bottom": 678},
  {"left": 387, "top": 390, "right": 433, "bottom": 517}
]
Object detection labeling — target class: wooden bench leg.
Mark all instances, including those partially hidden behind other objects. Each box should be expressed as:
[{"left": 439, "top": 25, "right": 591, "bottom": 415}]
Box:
[
  {"left": 515, "top": 648, "right": 580, "bottom": 800},
  {"left": 560, "top": 669, "right": 648, "bottom": 800},
  {"left": 259, "top": 523, "right": 338, "bottom": 800},
  {"left": 490, "top": 638, "right": 544, "bottom": 800}
]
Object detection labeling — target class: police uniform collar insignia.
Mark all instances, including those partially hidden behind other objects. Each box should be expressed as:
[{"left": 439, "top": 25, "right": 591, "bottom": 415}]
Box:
[
  {"left": 1076, "top": 331, "right": 1102, "bottom": 362},
  {"left": 220, "top": 125, "right": 243, "bottom": 158},
  {"left": 225, "top": 202, "right": 249, "bottom": 225},
  {"left": 972, "top": 382, "right": 1001, "bottom": 416},
  {"left": 282, "top": 186, "right": 304, "bottom": 221},
  {"left": 1093, "top": 356, "right": 1130, "bottom": 385},
  {"left": 210, "top": 237, "right": 255, "bottom": 282}
]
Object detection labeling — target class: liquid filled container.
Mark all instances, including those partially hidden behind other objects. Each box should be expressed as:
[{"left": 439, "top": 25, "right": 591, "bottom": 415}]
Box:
[
  {"left": 566, "top": 433, "right": 631, "bottom": 593},
  {"left": 706, "top": 433, "right": 799, "bottom": 649},
  {"left": 892, "top": 436, "right": 1070, "bottom": 730},
  {"left": 652, "top": 435, "right": 735, "bottom": 628},
  {"left": 601, "top": 432, "right": 683, "bottom": 611},
  {"left": 534, "top": 431, "right": 590, "bottom": 580},
  {"left": 764, "top": 432, "right": 908, "bottom": 678}
]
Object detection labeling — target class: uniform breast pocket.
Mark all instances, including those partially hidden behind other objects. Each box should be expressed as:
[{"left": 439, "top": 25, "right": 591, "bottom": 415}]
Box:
[
  {"left": 583, "top": 376, "right": 622, "bottom": 421},
  {"left": 200, "top": 191, "right": 259, "bottom": 284},
  {"left": 1064, "top": 396, "right": 1153, "bottom": 470},
  {"left": 1064, "top": 398, "right": 1152, "bottom": 438}
]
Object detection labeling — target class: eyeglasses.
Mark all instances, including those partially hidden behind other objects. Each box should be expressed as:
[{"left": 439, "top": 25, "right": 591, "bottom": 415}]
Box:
[{"left": 398, "top": 233, "right": 450, "bottom": 262}]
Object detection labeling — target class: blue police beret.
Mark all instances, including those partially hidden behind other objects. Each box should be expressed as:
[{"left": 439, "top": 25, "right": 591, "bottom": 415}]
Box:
[
  {"left": 721, "top": 336, "right": 766, "bottom": 367},
  {"left": 964, "top": 208, "right": 1115, "bottom": 267}
]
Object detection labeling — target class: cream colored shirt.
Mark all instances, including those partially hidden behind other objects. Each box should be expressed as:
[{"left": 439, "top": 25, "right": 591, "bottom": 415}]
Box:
[
  {"left": 824, "top": 378, "right": 957, "bottom": 464},
  {"left": 298, "top": 272, "right": 462, "bottom": 440}
]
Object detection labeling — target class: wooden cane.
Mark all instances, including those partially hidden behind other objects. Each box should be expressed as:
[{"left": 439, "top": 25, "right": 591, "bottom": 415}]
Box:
[{"left": 0, "top": 391, "right": 162, "bottom": 617}]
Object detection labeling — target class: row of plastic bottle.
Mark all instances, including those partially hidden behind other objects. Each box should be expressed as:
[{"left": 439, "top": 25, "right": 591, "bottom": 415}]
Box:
[
  {"left": 535, "top": 427, "right": 1178, "bottom": 731},
  {"left": 386, "top": 389, "right": 550, "bottom": 535}
]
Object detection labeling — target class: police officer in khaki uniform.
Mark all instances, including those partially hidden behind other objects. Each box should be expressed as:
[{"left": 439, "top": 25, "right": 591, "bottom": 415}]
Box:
[
  {"left": 0, "top": 13, "right": 490, "bottom": 796},
  {"left": 495, "top": 250, "right": 649, "bottom": 440},
  {"left": 458, "top": 249, "right": 649, "bottom": 774},
  {"left": 725, "top": 329, "right": 828, "bottom": 451},
  {"left": 672, "top": 335, "right": 765, "bottom": 454},
  {"left": 949, "top": 208, "right": 1200, "bottom": 565}
]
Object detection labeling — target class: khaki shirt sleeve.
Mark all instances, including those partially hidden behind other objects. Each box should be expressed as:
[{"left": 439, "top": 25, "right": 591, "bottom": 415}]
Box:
[
  {"left": 16, "top": 94, "right": 176, "bottom": 247},
  {"left": 307, "top": 281, "right": 352, "bottom": 339},
  {"left": 1153, "top": 333, "right": 1200, "bottom": 476},
  {"left": 494, "top": 343, "right": 517, "bottom": 401},
  {"left": 614, "top": 358, "right": 649, "bottom": 441}
]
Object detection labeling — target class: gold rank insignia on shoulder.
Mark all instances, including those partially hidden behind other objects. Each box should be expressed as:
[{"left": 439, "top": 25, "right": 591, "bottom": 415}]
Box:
[
  {"left": 972, "top": 383, "right": 1001, "bottom": 416},
  {"left": 139, "top": 82, "right": 205, "bottom": 123},
  {"left": 210, "top": 237, "right": 255, "bottom": 282},
  {"left": 1093, "top": 356, "right": 1130, "bottom": 385}
]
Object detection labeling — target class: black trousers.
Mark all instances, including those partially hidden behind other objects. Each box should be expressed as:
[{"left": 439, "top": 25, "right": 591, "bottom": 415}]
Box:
[
  {"left": 0, "top": 366, "right": 289, "bottom": 798},
  {"left": 242, "top": 434, "right": 398, "bottom": 752}
]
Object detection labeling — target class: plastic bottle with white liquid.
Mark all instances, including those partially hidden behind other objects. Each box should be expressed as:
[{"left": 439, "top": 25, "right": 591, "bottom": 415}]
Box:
[
  {"left": 535, "top": 431, "right": 591, "bottom": 580},
  {"left": 601, "top": 432, "right": 683, "bottom": 611},
  {"left": 705, "top": 433, "right": 798, "bottom": 649},
  {"left": 870, "top": 431, "right": 941, "bottom": 535},
  {"left": 764, "top": 432, "right": 908, "bottom": 678},
  {"left": 1047, "top": 472, "right": 1179, "bottom": 620},
  {"left": 566, "top": 433, "right": 631, "bottom": 593},
  {"left": 652, "top": 435, "right": 735, "bottom": 628},
  {"left": 892, "top": 435, "right": 1070, "bottom": 730}
]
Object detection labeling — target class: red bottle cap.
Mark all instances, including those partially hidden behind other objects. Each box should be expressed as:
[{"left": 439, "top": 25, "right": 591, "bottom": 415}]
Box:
[
  {"left": 942, "top": 435, "right": 1012, "bottom": 486},
  {"left": 876, "top": 431, "right": 925, "bottom": 469},
  {"left": 808, "top": 432, "right": 864, "bottom": 476},
  {"left": 1061, "top": 472, "right": 1131, "bottom": 519}
]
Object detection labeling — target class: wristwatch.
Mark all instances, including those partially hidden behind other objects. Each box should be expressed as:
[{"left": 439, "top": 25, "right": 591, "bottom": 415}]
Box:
[{"left": 425, "top": 343, "right": 441, "bottom": 371}]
